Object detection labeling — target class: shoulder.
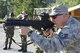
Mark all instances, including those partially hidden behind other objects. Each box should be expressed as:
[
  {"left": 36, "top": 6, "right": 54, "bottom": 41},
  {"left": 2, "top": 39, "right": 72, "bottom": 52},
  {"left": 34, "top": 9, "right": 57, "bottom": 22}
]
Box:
[
  {"left": 69, "top": 16, "right": 80, "bottom": 24},
  {"left": 65, "top": 16, "right": 80, "bottom": 29}
]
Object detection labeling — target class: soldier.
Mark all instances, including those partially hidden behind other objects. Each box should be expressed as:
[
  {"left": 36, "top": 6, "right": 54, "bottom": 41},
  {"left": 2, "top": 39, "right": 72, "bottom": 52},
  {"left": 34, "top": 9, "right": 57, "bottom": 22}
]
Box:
[
  {"left": 25, "top": 3, "right": 80, "bottom": 53},
  {"left": 3, "top": 12, "right": 15, "bottom": 50},
  {"left": 17, "top": 11, "right": 28, "bottom": 52}
]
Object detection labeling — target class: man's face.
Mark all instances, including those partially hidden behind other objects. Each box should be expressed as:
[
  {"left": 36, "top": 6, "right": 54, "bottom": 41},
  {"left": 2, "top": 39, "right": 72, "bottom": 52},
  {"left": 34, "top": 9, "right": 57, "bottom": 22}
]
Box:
[{"left": 50, "top": 14, "right": 68, "bottom": 28}]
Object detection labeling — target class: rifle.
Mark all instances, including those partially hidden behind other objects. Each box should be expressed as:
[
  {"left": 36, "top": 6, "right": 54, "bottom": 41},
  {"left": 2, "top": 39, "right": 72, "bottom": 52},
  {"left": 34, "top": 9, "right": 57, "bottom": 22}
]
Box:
[
  {"left": 4, "top": 13, "right": 54, "bottom": 49},
  {"left": 5, "top": 12, "right": 54, "bottom": 31}
]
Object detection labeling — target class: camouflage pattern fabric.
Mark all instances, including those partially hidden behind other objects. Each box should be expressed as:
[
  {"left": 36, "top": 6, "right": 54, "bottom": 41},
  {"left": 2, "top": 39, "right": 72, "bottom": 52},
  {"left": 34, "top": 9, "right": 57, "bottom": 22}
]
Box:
[
  {"left": 29, "top": 16, "right": 80, "bottom": 53},
  {"left": 3, "top": 23, "right": 14, "bottom": 37}
]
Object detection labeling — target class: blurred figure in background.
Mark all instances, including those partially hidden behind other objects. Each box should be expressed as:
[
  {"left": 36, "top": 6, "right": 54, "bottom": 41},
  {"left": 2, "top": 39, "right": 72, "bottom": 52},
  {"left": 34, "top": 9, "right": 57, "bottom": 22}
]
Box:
[
  {"left": 17, "top": 11, "right": 29, "bottom": 52},
  {"left": 3, "top": 12, "right": 15, "bottom": 50}
]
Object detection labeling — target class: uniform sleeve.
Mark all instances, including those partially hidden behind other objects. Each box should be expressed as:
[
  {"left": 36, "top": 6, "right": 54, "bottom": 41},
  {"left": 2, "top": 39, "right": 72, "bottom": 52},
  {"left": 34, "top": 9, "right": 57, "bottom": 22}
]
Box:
[
  {"left": 30, "top": 32, "right": 56, "bottom": 52},
  {"left": 30, "top": 27, "right": 80, "bottom": 52},
  {"left": 71, "top": 27, "right": 80, "bottom": 40}
]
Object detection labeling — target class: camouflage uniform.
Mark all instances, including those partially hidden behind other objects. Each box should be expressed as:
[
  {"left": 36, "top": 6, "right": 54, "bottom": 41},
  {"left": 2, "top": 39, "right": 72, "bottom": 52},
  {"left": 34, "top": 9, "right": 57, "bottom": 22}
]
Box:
[
  {"left": 29, "top": 16, "right": 80, "bottom": 53},
  {"left": 17, "top": 11, "right": 28, "bottom": 52},
  {"left": 3, "top": 12, "right": 15, "bottom": 50},
  {"left": 3, "top": 23, "right": 14, "bottom": 49}
]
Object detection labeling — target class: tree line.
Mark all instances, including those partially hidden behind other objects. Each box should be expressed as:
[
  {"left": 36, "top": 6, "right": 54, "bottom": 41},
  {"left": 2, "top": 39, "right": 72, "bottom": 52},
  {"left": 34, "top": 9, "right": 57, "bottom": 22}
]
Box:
[{"left": 0, "top": 0, "right": 80, "bottom": 19}]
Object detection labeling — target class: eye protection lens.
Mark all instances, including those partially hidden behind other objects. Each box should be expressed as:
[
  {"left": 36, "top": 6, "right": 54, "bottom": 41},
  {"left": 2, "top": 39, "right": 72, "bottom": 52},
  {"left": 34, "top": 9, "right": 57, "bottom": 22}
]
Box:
[{"left": 51, "top": 14, "right": 63, "bottom": 19}]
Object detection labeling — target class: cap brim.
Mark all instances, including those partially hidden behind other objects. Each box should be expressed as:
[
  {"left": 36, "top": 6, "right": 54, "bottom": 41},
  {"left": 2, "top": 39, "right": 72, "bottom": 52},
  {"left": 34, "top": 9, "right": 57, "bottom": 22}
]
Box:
[{"left": 49, "top": 12, "right": 58, "bottom": 16}]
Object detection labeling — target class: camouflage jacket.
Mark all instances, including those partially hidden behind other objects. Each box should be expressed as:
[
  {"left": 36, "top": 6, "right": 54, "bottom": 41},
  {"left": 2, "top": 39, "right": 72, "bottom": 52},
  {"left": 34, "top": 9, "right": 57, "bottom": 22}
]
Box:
[
  {"left": 30, "top": 16, "right": 80, "bottom": 53},
  {"left": 3, "top": 23, "right": 14, "bottom": 35}
]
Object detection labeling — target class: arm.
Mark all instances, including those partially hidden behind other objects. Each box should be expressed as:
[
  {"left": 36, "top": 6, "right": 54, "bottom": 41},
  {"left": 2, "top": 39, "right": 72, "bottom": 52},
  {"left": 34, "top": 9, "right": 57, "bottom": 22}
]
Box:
[
  {"left": 16, "top": 14, "right": 23, "bottom": 19},
  {"left": 29, "top": 27, "right": 80, "bottom": 52},
  {"left": 29, "top": 30, "right": 58, "bottom": 53}
]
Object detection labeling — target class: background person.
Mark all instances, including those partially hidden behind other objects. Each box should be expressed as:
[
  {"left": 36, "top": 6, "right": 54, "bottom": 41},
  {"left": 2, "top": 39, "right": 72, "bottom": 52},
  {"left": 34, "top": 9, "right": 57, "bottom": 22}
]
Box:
[
  {"left": 17, "top": 11, "right": 29, "bottom": 52},
  {"left": 3, "top": 12, "right": 15, "bottom": 50}
]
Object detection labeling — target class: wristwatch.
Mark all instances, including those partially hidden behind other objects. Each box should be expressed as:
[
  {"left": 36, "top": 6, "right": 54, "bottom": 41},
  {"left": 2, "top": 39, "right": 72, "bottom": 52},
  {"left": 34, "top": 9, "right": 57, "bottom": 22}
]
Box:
[{"left": 28, "top": 31, "right": 33, "bottom": 37}]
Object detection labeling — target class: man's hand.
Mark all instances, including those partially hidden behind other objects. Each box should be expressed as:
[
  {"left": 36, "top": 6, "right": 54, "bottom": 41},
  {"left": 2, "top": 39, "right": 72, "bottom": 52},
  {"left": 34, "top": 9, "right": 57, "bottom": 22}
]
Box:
[{"left": 42, "top": 29, "right": 54, "bottom": 37}]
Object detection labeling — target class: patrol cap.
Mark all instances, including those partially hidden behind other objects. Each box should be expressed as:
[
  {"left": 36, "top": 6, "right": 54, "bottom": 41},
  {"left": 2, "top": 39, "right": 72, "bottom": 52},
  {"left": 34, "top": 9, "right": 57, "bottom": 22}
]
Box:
[{"left": 49, "top": 3, "right": 68, "bottom": 16}]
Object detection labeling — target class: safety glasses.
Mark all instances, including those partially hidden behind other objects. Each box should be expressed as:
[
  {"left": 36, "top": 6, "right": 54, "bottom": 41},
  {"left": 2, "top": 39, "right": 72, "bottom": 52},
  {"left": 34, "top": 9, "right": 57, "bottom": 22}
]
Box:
[{"left": 51, "top": 14, "right": 63, "bottom": 19}]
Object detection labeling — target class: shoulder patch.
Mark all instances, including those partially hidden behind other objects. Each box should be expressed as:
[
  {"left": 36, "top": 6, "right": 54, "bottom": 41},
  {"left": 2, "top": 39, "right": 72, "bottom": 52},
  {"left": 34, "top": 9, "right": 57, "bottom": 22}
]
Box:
[{"left": 58, "top": 32, "right": 68, "bottom": 39}]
